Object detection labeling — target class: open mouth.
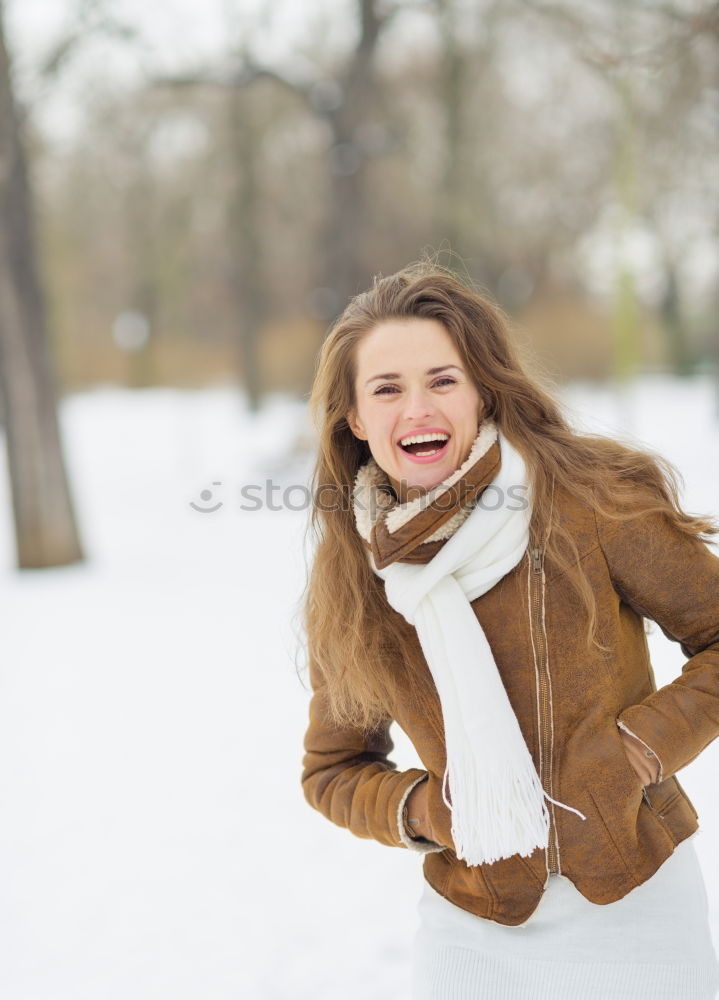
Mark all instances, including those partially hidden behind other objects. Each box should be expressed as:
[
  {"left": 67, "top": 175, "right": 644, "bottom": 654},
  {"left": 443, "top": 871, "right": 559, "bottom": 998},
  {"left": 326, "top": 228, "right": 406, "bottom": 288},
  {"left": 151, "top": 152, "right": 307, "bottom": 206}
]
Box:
[{"left": 398, "top": 436, "right": 451, "bottom": 461}]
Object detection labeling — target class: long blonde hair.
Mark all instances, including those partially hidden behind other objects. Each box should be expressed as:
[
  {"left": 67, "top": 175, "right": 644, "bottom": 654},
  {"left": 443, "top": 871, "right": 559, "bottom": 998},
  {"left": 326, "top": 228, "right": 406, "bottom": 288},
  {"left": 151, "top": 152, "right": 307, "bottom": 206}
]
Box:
[{"left": 297, "top": 259, "right": 717, "bottom": 736}]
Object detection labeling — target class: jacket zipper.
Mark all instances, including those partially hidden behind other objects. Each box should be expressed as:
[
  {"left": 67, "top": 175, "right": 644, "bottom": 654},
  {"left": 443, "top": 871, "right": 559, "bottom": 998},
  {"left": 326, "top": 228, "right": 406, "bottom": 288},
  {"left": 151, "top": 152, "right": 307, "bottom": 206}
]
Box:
[{"left": 531, "top": 545, "right": 559, "bottom": 875}]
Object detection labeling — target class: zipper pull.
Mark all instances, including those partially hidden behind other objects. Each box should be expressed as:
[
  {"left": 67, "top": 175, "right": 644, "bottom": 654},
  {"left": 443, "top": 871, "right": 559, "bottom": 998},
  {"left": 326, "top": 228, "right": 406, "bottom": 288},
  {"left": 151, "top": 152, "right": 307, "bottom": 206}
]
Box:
[
  {"left": 532, "top": 546, "right": 542, "bottom": 573},
  {"left": 642, "top": 787, "right": 654, "bottom": 810}
]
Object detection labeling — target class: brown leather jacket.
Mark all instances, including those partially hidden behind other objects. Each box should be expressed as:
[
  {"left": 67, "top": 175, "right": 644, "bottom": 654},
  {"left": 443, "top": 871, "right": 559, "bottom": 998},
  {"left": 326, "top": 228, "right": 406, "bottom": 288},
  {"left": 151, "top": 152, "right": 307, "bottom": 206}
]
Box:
[{"left": 300, "top": 439, "right": 719, "bottom": 925}]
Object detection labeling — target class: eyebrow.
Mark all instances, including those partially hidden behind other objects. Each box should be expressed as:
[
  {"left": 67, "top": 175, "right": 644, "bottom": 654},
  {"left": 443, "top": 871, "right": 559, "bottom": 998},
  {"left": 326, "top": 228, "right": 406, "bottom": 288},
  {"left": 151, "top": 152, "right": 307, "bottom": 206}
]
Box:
[{"left": 364, "top": 364, "right": 463, "bottom": 387}]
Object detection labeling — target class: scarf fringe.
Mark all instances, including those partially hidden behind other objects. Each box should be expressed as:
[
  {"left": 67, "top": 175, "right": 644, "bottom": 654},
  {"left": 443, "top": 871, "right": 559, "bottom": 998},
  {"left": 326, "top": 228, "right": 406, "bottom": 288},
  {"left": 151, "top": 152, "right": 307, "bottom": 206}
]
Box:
[
  {"left": 442, "top": 751, "right": 552, "bottom": 867},
  {"left": 544, "top": 793, "right": 587, "bottom": 822}
]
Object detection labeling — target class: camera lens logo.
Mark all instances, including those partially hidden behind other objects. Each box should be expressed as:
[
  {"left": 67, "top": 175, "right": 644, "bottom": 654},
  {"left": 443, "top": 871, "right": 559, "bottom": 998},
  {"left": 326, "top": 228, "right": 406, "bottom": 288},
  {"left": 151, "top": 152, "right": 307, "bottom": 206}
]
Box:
[{"left": 190, "top": 482, "right": 223, "bottom": 513}]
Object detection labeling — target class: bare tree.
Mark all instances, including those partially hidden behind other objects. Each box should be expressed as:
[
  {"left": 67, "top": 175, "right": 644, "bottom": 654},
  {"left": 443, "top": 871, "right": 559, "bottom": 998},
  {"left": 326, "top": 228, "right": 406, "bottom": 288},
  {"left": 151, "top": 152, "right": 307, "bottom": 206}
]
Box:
[
  {"left": 152, "top": 0, "right": 420, "bottom": 407},
  {"left": 0, "top": 2, "right": 83, "bottom": 568},
  {"left": 516, "top": 0, "right": 718, "bottom": 378},
  {"left": 314, "top": 0, "right": 397, "bottom": 314},
  {"left": 225, "top": 74, "right": 266, "bottom": 413},
  {"left": 229, "top": 0, "right": 413, "bottom": 317}
]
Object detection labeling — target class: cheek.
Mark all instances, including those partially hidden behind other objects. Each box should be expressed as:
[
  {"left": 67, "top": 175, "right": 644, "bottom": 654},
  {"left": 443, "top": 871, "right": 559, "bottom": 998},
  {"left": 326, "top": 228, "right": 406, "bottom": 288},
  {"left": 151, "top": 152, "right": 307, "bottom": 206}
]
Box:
[
  {"left": 369, "top": 416, "right": 395, "bottom": 444},
  {"left": 460, "top": 393, "right": 483, "bottom": 425}
]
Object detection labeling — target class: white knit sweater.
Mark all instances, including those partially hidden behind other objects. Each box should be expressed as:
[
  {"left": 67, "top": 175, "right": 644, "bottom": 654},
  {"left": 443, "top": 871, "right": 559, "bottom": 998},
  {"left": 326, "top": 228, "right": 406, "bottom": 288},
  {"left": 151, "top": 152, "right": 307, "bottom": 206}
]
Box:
[{"left": 408, "top": 832, "right": 719, "bottom": 1000}]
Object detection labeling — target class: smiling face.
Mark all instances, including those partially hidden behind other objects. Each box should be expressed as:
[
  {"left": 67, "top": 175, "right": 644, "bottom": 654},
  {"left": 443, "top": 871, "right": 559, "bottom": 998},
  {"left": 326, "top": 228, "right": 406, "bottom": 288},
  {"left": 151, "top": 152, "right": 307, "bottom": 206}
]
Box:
[{"left": 346, "top": 318, "right": 485, "bottom": 501}]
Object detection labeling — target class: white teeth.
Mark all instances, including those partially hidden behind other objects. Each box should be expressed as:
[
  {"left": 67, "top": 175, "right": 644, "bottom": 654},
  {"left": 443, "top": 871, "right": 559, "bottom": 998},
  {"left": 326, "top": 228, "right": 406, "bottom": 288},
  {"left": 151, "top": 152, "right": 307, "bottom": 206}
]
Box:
[
  {"left": 414, "top": 448, "right": 440, "bottom": 457},
  {"left": 399, "top": 432, "right": 450, "bottom": 446}
]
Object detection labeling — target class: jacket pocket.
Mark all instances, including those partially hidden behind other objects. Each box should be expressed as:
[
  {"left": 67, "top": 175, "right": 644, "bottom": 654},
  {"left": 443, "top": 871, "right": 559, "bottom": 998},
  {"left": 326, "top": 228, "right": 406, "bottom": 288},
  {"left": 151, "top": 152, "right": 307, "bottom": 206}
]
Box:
[
  {"left": 583, "top": 724, "right": 651, "bottom": 882},
  {"left": 576, "top": 722, "right": 645, "bottom": 840},
  {"left": 614, "top": 727, "right": 647, "bottom": 795}
]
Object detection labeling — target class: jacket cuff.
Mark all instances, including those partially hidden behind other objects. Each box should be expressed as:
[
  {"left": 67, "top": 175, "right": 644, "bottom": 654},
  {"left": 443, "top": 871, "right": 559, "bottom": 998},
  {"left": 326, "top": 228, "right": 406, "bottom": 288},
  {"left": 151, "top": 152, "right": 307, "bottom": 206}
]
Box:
[
  {"left": 616, "top": 715, "right": 665, "bottom": 783},
  {"left": 396, "top": 773, "right": 446, "bottom": 854}
]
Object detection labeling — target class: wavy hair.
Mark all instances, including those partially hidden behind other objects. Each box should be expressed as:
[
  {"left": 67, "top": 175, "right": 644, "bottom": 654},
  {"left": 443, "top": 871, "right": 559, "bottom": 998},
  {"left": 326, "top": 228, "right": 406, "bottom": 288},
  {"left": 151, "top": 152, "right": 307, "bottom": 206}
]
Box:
[{"left": 296, "top": 257, "right": 718, "bottom": 736}]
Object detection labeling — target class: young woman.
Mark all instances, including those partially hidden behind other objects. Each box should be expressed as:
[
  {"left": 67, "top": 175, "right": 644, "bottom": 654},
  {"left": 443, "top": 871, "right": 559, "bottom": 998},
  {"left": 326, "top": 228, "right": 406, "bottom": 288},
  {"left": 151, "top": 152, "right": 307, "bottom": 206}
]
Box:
[{"left": 299, "top": 260, "right": 719, "bottom": 999}]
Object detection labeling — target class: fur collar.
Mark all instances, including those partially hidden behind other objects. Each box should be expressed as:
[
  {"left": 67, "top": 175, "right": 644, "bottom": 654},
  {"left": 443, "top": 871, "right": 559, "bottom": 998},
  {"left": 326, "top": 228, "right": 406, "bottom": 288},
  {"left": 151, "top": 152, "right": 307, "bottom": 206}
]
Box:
[{"left": 352, "top": 420, "right": 501, "bottom": 567}]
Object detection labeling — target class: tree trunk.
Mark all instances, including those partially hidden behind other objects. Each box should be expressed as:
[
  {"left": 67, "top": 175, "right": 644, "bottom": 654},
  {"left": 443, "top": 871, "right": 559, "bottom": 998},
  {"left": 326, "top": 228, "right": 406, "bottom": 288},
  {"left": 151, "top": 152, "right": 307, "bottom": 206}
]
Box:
[
  {"left": 659, "top": 259, "right": 693, "bottom": 375},
  {"left": 0, "top": 5, "right": 83, "bottom": 568},
  {"left": 318, "top": 0, "right": 386, "bottom": 320},
  {"left": 226, "top": 86, "right": 264, "bottom": 414},
  {"left": 611, "top": 72, "right": 641, "bottom": 386},
  {"left": 436, "top": 0, "right": 465, "bottom": 254}
]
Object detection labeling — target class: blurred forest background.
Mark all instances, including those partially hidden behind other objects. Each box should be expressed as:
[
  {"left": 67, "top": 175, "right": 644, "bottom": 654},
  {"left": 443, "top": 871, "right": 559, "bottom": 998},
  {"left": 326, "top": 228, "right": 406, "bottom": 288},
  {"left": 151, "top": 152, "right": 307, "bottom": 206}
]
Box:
[
  {"left": 4, "top": 0, "right": 718, "bottom": 393},
  {"left": 0, "top": 0, "right": 717, "bottom": 567}
]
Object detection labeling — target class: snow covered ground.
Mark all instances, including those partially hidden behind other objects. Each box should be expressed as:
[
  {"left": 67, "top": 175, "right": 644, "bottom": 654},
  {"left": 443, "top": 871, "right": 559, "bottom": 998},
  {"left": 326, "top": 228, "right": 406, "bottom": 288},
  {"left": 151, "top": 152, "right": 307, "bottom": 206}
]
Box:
[{"left": 0, "top": 375, "right": 717, "bottom": 999}]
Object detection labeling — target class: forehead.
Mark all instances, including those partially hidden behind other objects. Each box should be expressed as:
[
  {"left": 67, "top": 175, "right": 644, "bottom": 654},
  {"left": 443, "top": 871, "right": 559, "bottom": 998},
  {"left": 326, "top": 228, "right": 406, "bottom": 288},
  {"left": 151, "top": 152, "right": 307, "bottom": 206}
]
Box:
[{"left": 354, "top": 318, "right": 458, "bottom": 373}]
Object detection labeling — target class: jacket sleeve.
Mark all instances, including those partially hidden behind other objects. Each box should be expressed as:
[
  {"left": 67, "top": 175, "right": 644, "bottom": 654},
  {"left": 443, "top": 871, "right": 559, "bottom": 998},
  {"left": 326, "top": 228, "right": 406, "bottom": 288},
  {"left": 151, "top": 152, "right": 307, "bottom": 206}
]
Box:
[
  {"left": 301, "top": 659, "right": 446, "bottom": 853},
  {"left": 594, "top": 504, "right": 719, "bottom": 783}
]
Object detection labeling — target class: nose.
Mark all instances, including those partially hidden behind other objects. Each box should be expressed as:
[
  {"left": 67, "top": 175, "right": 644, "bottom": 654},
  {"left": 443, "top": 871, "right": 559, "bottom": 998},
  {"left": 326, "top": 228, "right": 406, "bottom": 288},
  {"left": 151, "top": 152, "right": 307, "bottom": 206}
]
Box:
[{"left": 403, "top": 384, "right": 436, "bottom": 420}]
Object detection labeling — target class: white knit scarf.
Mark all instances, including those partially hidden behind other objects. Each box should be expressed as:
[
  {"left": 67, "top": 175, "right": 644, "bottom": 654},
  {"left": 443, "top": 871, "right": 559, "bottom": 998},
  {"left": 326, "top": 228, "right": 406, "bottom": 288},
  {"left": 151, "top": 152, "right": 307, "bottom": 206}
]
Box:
[{"left": 352, "top": 419, "right": 586, "bottom": 867}]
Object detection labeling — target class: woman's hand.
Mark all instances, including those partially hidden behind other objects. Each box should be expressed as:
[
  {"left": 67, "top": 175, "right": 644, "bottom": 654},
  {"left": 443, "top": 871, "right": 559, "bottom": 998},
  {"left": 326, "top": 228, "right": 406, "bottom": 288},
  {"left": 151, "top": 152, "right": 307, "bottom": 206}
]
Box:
[
  {"left": 619, "top": 729, "right": 660, "bottom": 786},
  {"left": 405, "top": 778, "right": 440, "bottom": 842}
]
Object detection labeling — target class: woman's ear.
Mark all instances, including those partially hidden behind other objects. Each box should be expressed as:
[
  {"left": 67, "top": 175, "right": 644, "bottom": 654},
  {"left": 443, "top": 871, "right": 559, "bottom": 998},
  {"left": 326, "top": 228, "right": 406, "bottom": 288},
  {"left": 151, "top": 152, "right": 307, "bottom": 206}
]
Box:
[{"left": 346, "top": 409, "right": 367, "bottom": 440}]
